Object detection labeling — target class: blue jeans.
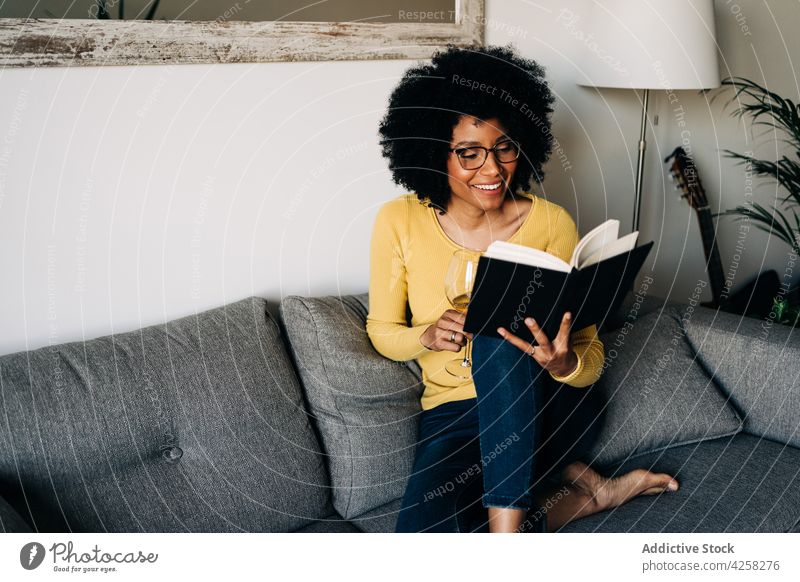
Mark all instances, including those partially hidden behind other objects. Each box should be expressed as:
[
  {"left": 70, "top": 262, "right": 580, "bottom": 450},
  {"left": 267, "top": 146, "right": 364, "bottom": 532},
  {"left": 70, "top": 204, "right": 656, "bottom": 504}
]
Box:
[{"left": 395, "top": 334, "right": 602, "bottom": 533}]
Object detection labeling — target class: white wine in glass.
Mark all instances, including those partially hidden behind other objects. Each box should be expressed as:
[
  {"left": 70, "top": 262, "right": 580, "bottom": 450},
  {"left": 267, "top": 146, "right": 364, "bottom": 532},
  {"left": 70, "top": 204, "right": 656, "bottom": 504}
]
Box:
[
  {"left": 444, "top": 249, "right": 481, "bottom": 379},
  {"left": 449, "top": 292, "right": 472, "bottom": 312}
]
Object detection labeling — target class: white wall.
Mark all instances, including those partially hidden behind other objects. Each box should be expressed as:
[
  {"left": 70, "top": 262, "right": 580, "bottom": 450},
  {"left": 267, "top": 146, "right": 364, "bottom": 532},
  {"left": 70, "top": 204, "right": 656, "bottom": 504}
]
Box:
[{"left": 1, "top": 0, "right": 798, "bottom": 356}]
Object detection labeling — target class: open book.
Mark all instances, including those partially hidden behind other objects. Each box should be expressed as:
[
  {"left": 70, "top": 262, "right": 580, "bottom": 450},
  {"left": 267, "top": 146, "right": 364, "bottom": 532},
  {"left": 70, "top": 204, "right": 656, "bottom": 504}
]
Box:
[{"left": 463, "top": 219, "right": 653, "bottom": 343}]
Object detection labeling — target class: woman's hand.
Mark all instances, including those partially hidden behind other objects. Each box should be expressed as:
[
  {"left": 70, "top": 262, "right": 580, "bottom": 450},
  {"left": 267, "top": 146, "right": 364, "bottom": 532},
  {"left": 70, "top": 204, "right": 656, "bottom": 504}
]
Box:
[
  {"left": 497, "top": 312, "right": 579, "bottom": 377},
  {"left": 420, "top": 309, "right": 474, "bottom": 352}
]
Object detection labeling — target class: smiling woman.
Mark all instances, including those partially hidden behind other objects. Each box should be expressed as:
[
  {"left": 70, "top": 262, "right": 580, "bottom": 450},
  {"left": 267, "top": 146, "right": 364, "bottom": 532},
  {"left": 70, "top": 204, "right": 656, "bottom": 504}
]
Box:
[
  {"left": 378, "top": 44, "right": 555, "bottom": 215},
  {"left": 368, "top": 44, "right": 680, "bottom": 534}
]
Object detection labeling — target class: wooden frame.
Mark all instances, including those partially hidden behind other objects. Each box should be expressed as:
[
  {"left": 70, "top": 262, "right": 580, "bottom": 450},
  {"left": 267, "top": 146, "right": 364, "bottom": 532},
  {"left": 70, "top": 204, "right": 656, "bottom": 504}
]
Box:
[{"left": 0, "top": 0, "right": 484, "bottom": 67}]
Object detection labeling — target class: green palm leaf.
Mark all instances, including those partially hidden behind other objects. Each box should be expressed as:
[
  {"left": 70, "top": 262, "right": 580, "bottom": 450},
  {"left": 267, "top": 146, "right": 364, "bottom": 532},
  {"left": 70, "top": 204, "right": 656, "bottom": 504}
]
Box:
[
  {"left": 719, "top": 77, "right": 800, "bottom": 151},
  {"left": 715, "top": 77, "right": 800, "bottom": 261}
]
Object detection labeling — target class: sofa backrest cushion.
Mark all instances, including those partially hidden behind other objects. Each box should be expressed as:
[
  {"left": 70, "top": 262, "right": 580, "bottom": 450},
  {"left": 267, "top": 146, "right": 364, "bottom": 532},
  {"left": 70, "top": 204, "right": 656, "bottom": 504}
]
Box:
[
  {"left": 0, "top": 297, "right": 332, "bottom": 532},
  {"left": 279, "top": 293, "right": 422, "bottom": 519},
  {"left": 588, "top": 304, "right": 744, "bottom": 466},
  {"left": 682, "top": 306, "right": 800, "bottom": 448}
]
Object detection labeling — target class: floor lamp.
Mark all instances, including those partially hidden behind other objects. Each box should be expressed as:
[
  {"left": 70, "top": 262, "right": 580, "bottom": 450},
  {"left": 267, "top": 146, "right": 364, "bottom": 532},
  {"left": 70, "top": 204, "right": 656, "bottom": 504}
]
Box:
[{"left": 578, "top": 0, "right": 720, "bottom": 233}]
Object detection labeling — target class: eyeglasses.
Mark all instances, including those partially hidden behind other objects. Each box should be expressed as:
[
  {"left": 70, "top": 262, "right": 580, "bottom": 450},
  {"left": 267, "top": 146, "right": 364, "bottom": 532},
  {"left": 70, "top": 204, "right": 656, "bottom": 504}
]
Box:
[{"left": 449, "top": 139, "right": 520, "bottom": 170}]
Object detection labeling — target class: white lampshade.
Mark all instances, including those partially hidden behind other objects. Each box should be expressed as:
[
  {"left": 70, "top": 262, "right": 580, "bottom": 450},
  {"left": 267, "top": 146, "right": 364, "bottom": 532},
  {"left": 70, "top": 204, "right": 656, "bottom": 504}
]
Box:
[{"left": 576, "top": 0, "right": 720, "bottom": 90}]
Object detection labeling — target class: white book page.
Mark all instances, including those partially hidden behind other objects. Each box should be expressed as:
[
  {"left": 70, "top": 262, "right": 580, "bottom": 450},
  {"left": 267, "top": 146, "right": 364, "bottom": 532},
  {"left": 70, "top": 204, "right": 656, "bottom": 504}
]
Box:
[
  {"left": 570, "top": 219, "right": 620, "bottom": 267},
  {"left": 484, "top": 241, "right": 571, "bottom": 272},
  {"left": 578, "top": 231, "right": 639, "bottom": 268}
]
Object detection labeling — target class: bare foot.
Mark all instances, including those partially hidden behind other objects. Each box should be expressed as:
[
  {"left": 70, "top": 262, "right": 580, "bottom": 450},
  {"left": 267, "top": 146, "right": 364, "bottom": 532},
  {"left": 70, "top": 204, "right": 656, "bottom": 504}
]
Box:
[{"left": 561, "top": 461, "right": 679, "bottom": 513}]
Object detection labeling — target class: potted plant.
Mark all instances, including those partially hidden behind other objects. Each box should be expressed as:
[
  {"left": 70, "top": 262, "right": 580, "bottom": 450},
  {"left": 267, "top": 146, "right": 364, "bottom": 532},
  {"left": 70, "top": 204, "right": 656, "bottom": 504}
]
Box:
[
  {"left": 714, "top": 77, "right": 800, "bottom": 327},
  {"left": 772, "top": 296, "right": 800, "bottom": 327}
]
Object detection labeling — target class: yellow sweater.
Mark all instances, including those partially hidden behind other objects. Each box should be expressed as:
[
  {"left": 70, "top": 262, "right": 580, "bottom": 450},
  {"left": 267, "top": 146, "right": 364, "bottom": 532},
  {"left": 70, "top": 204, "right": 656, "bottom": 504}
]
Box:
[{"left": 366, "top": 192, "right": 605, "bottom": 411}]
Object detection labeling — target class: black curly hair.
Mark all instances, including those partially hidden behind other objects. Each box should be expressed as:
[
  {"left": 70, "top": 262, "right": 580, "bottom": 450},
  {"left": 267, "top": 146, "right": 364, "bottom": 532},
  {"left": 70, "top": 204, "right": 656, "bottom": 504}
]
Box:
[{"left": 378, "top": 44, "right": 555, "bottom": 214}]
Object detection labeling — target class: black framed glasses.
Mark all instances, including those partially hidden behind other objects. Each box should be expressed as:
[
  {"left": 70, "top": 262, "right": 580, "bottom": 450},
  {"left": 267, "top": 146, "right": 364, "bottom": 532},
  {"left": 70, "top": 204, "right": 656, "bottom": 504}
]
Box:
[{"left": 449, "top": 139, "right": 520, "bottom": 170}]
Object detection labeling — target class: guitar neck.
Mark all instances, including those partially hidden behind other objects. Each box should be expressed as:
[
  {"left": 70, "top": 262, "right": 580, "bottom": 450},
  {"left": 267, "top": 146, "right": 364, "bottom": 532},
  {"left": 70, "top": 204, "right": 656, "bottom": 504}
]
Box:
[{"left": 695, "top": 206, "right": 726, "bottom": 304}]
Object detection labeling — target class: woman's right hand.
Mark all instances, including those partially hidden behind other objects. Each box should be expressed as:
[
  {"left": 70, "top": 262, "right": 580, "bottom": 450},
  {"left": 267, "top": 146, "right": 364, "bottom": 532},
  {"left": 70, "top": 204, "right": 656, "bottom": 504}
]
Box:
[{"left": 419, "top": 310, "right": 474, "bottom": 352}]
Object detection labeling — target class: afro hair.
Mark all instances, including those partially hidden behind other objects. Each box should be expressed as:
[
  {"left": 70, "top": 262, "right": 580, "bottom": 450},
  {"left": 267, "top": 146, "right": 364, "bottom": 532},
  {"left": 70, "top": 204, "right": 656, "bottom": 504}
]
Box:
[{"left": 378, "top": 44, "right": 555, "bottom": 213}]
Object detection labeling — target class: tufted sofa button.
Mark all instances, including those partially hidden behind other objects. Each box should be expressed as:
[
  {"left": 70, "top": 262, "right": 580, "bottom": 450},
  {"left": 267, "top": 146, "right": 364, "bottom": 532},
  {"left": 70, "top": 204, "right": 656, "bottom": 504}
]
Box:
[{"left": 161, "top": 446, "right": 183, "bottom": 464}]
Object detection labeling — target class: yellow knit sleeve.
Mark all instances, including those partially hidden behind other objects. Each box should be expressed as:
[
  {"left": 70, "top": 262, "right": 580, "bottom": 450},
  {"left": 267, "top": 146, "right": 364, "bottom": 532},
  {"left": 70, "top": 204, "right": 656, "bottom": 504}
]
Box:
[
  {"left": 548, "top": 323, "right": 605, "bottom": 387},
  {"left": 365, "top": 201, "right": 432, "bottom": 361},
  {"left": 545, "top": 208, "right": 606, "bottom": 387}
]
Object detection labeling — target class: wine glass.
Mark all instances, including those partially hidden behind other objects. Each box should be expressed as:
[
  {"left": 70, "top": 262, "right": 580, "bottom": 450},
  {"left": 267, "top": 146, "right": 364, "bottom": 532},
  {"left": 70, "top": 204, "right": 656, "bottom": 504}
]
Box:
[{"left": 444, "top": 249, "right": 481, "bottom": 379}]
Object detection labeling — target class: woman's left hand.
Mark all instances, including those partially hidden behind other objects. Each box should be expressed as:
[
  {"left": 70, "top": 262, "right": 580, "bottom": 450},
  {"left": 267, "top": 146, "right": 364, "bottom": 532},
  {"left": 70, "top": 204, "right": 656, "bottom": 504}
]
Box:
[{"left": 496, "top": 312, "right": 579, "bottom": 377}]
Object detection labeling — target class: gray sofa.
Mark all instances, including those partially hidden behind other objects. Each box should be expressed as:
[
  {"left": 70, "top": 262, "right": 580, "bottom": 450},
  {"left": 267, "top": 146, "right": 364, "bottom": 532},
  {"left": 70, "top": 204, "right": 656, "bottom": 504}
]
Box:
[{"left": 1, "top": 291, "right": 798, "bottom": 533}]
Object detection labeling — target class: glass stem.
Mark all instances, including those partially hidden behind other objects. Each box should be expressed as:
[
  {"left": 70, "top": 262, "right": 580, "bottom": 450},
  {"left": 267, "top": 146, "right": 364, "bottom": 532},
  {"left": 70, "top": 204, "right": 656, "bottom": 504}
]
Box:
[{"left": 463, "top": 338, "right": 471, "bottom": 366}]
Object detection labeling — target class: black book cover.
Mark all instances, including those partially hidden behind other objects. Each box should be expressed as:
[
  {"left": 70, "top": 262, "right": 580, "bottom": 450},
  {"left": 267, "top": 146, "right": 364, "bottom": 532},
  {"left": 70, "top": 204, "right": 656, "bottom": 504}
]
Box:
[{"left": 463, "top": 241, "right": 654, "bottom": 344}]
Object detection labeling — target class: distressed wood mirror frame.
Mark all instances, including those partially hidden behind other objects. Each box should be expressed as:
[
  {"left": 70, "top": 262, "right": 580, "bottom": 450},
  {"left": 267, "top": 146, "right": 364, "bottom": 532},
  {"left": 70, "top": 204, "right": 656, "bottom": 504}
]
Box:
[{"left": 0, "top": 0, "right": 484, "bottom": 67}]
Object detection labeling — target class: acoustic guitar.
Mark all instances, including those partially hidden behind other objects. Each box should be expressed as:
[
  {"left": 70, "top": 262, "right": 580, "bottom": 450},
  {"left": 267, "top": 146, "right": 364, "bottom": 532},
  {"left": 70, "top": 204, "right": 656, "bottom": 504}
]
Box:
[{"left": 664, "top": 146, "right": 779, "bottom": 318}]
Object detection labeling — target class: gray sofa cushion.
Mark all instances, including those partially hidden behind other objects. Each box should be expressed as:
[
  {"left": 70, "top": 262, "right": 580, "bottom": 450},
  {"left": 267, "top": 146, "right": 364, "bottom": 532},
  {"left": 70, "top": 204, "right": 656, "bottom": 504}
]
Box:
[
  {"left": 347, "top": 436, "right": 800, "bottom": 534},
  {"left": 0, "top": 296, "right": 332, "bottom": 532},
  {"left": 0, "top": 494, "right": 30, "bottom": 533},
  {"left": 279, "top": 294, "right": 422, "bottom": 520},
  {"left": 349, "top": 497, "right": 402, "bottom": 533},
  {"left": 587, "top": 305, "right": 743, "bottom": 465},
  {"left": 682, "top": 307, "right": 800, "bottom": 448},
  {"left": 561, "top": 434, "right": 800, "bottom": 532},
  {"left": 292, "top": 512, "right": 361, "bottom": 533}
]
